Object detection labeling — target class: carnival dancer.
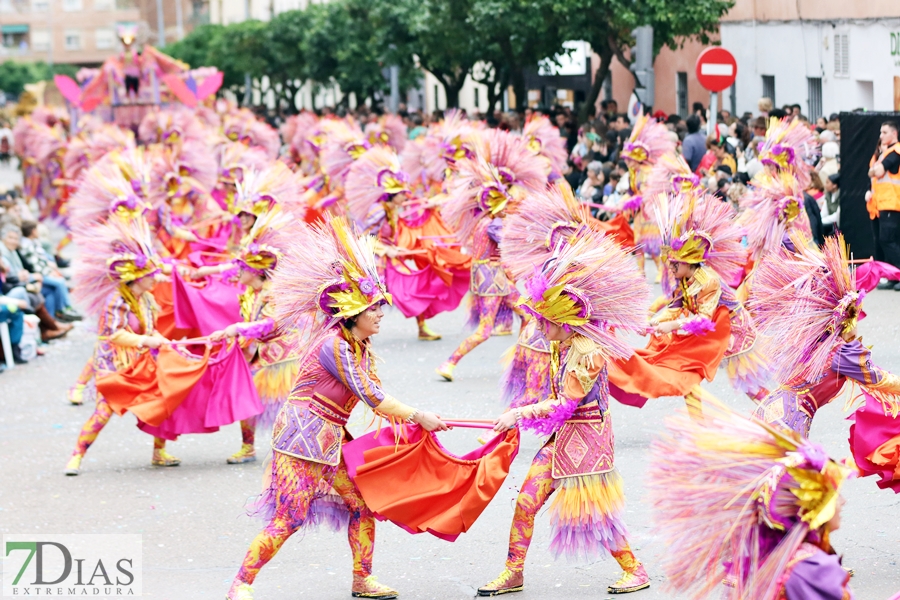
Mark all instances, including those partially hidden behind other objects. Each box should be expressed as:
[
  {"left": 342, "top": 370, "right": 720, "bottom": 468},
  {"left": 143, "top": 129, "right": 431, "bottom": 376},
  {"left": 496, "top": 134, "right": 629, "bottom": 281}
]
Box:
[
  {"left": 346, "top": 146, "right": 469, "bottom": 341},
  {"left": 607, "top": 190, "right": 759, "bottom": 414},
  {"left": 499, "top": 182, "right": 630, "bottom": 408},
  {"left": 64, "top": 213, "right": 176, "bottom": 476},
  {"left": 478, "top": 228, "right": 651, "bottom": 596},
  {"left": 207, "top": 207, "right": 301, "bottom": 464},
  {"left": 748, "top": 233, "right": 900, "bottom": 443},
  {"left": 649, "top": 396, "right": 855, "bottom": 600},
  {"left": 437, "top": 133, "right": 547, "bottom": 381},
  {"left": 226, "top": 217, "right": 448, "bottom": 600},
  {"left": 619, "top": 114, "right": 676, "bottom": 282}
]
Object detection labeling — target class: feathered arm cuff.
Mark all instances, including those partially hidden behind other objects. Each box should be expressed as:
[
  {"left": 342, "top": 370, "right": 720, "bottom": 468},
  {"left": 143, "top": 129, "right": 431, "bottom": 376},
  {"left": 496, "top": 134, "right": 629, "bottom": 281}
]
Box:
[
  {"left": 374, "top": 396, "right": 418, "bottom": 421},
  {"left": 235, "top": 318, "right": 275, "bottom": 340}
]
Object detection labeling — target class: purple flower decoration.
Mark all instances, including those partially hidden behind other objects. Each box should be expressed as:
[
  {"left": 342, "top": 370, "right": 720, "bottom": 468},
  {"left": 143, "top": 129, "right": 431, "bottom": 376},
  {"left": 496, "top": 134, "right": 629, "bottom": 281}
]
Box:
[
  {"left": 358, "top": 277, "right": 376, "bottom": 296},
  {"left": 671, "top": 238, "right": 685, "bottom": 251},
  {"left": 621, "top": 195, "right": 643, "bottom": 212},
  {"left": 248, "top": 242, "right": 260, "bottom": 254},
  {"left": 134, "top": 253, "right": 148, "bottom": 268},
  {"left": 130, "top": 179, "right": 143, "bottom": 194},
  {"left": 524, "top": 267, "right": 550, "bottom": 302}
]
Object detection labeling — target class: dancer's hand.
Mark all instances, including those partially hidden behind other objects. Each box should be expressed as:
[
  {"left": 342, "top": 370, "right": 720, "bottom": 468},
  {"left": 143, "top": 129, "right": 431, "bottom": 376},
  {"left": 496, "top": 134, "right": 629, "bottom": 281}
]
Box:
[
  {"left": 493, "top": 411, "right": 518, "bottom": 432},
  {"left": 208, "top": 329, "right": 226, "bottom": 342},
  {"left": 655, "top": 321, "right": 680, "bottom": 335},
  {"left": 142, "top": 335, "right": 164, "bottom": 349},
  {"left": 414, "top": 411, "right": 449, "bottom": 431}
]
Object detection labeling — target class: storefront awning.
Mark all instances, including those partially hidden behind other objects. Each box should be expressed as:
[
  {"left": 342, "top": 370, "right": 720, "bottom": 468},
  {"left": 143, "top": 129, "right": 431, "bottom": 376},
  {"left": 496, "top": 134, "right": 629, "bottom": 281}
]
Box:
[{"left": 1, "top": 24, "right": 29, "bottom": 34}]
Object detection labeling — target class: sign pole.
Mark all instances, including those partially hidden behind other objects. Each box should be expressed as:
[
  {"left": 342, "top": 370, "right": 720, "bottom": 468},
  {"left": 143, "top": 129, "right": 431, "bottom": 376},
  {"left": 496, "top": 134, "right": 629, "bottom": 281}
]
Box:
[{"left": 708, "top": 91, "right": 718, "bottom": 137}]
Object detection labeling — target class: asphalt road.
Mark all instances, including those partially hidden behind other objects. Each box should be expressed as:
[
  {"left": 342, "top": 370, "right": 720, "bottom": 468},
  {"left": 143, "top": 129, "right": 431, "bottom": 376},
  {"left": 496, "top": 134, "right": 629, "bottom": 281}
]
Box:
[
  {"left": 2, "top": 273, "right": 900, "bottom": 600},
  {"left": 1, "top": 162, "right": 899, "bottom": 599}
]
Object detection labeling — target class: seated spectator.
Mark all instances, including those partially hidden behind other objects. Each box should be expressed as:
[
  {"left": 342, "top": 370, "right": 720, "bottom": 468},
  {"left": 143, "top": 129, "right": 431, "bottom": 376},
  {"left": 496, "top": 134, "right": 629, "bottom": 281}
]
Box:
[
  {"left": 18, "top": 221, "right": 81, "bottom": 322},
  {"left": 0, "top": 293, "right": 28, "bottom": 366},
  {"left": 0, "top": 252, "right": 71, "bottom": 342},
  {"left": 577, "top": 161, "right": 606, "bottom": 216},
  {"left": 757, "top": 97, "right": 773, "bottom": 117},
  {"left": 806, "top": 172, "right": 825, "bottom": 203},
  {"left": 1, "top": 224, "right": 78, "bottom": 327},
  {"left": 705, "top": 135, "right": 737, "bottom": 176},
  {"left": 818, "top": 141, "right": 839, "bottom": 179},
  {"left": 821, "top": 173, "right": 840, "bottom": 236}
]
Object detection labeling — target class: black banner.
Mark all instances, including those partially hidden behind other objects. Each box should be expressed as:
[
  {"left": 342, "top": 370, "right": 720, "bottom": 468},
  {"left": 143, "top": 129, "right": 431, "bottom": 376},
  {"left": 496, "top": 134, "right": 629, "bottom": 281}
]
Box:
[{"left": 839, "top": 111, "right": 900, "bottom": 259}]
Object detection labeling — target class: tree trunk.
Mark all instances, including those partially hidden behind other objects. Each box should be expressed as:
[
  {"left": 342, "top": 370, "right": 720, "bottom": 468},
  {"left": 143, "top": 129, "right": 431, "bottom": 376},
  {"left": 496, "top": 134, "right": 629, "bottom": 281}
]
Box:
[
  {"left": 579, "top": 42, "right": 615, "bottom": 124},
  {"left": 442, "top": 76, "right": 465, "bottom": 109},
  {"left": 510, "top": 66, "right": 526, "bottom": 113}
]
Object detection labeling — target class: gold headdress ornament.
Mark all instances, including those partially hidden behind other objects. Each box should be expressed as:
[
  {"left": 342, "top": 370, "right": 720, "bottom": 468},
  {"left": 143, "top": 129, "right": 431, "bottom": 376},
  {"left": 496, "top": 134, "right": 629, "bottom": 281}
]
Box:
[
  {"left": 315, "top": 218, "right": 392, "bottom": 318},
  {"left": 235, "top": 205, "right": 290, "bottom": 276}
]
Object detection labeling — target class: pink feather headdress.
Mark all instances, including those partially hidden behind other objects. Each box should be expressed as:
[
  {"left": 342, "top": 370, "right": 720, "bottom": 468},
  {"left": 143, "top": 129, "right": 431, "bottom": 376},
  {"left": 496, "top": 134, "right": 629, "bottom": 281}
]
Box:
[
  {"left": 217, "top": 140, "right": 270, "bottom": 187},
  {"left": 64, "top": 124, "right": 135, "bottom": 185},
  {"left": 644, "top": 153, "right": 701, "bottom": 201},
  {"left": 620, "top": 113, "right": 676, "bottom": 169},
  {"left": 649, "top": 396, "right": 852, "bottom": 600},
  {"left": 146, "top": 141, "right": 217, "bottom": 213},
  {"left": 344, "top": 146, "right": 410, "bottom": 225},
  {"left": 364, "top": 114, "right": 407, "bottom": 153},
  {"left": 648, "top": 189, "right": 748, "bottom": 284},
  {"left": 233, "top": 162, "right": 304, "bottom": 218},
  {"left": 522, "top": 115, "right": 568, "bottom": 175},
  {"left": 271, "top": 216, "right": 391, "bottom": 369},
  {"left": 319, "top": 126, "right": 370, "bottom": 189},
  {"left": 516, "top": 226, "right": 649, "bottom": 360},
  {"left": 138, "top": 108, "right": 207, "bottom": 147},
  {"left": 71, "top": 214, "right": 161, "bottom": 318},
  {"left": 68, "top": 148, "right": 151, "bottom": 230},
  {"left": 284, "top": 112, "right": 321, "bottom": 167},
  {"left": 738, "top": 171, "right": 809, "bottom": 261},
  {"left": 297, "top": 118, "right": 363, "bottom": 173},
  {"left": 234, "top": 205, "right": 298, "bottom": 277},
  {"left": 501, "top": 182, "right": 601, "bottom": 281},
  {"left": 442, "top": 131, "right": 548, "bottom": 243},
  {"left": 400, "top": 136, "right": 447, "bottom": 190},
  {"left": 223, "top": 112, "right": 281, "bottom": 160},
  {"left": 748, "top": 233, "right": 863, "bottom": 385},
  {"left": 757, "top": 117, "right": 819, "bottom": 189}
]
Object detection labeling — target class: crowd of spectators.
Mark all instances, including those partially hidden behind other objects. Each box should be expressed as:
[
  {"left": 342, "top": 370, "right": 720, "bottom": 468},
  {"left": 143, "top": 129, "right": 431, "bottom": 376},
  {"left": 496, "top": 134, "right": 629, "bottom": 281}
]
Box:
[{"left": 0, "top": 188, "right": 80, "bottom": 370}]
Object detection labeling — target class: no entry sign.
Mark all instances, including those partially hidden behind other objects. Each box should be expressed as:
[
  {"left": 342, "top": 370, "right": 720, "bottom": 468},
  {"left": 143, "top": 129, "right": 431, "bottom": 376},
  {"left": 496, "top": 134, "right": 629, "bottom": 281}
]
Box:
[{"left": 696, "top": 47, "right": 737, "bottom": 92}]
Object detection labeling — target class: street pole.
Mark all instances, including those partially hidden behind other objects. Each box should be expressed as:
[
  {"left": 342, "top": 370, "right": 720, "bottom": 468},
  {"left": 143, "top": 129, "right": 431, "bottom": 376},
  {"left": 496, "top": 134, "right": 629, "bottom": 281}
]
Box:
[
  {"left": 176, "top": 0, "right": 184, "bottom": 41},
  {"left": 389, "top": 65, "right": 399, "bottom": 113},
  {"left": 243, "top": 0, "right": 252, "bottom": 106},
  {"left": 708, "top": 91, "right": 718, "bottom": 137},
  {"left": 156, "top": 0, "right": 165, "bottom": 48}
]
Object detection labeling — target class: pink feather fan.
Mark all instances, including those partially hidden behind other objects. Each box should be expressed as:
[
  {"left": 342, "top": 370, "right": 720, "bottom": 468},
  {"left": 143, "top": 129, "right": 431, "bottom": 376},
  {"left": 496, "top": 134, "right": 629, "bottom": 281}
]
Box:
[
  {"left": 344, "top": 146, "right": 409, "bottom": 224},
  {"left": 234, "top": 161, "right": 305, "bottom": 218},
  {"left": 364, "top": 114, "right": 407, "bottom": 153},
  {"left": 738, "top": 171, "right": 809, "bottom": 261},
  {"left": 68, "top": 147, "right": 151, "bottom": 230},
  {"left": 757, "top": 117, "right": 819, "bottom": 189}
]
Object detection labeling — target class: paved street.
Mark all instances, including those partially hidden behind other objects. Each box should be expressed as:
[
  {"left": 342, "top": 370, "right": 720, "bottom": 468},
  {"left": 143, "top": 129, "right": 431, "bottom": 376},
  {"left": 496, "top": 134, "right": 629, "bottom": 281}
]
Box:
[{"left": 2, "top": 263, "right": 900, "bottom": 600}]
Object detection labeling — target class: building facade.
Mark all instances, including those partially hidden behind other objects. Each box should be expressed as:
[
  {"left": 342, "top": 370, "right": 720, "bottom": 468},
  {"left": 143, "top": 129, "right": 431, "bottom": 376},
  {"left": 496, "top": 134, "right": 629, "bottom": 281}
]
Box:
[
  {"left": 720, "top": 0, "right": 900, "bottom": 116},
  {"left": 0, "top": 0, "right": 141, "bottom": 65}
]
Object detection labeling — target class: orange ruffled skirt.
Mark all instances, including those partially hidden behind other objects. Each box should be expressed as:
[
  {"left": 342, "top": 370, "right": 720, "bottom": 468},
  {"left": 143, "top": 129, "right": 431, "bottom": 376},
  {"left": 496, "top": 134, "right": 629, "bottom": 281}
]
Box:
[{"left": 608, "top": 305, "right": 731, "bottom": 407}]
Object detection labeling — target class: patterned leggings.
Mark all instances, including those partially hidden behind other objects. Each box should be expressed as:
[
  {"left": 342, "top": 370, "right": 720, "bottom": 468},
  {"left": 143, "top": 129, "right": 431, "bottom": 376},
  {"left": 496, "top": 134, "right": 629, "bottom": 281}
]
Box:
[
  {"left": 504, "top": 440, "right": 639, "bottom": 573},
  {"left": 234, "top": 453, "right": 374, "bottom": 585},
  {"left": 71, "top": 394, "right": 166, "bottom": 457},
  {"left": 449, "top": 289, "right": 522, "bottom": 365}
]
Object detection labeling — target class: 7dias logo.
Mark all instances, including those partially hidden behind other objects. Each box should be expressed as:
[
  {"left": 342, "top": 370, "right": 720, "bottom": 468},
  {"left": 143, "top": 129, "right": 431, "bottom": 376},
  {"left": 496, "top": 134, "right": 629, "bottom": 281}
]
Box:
[{"left": 2, "top": 535, "right": 142, "bottom": 597}]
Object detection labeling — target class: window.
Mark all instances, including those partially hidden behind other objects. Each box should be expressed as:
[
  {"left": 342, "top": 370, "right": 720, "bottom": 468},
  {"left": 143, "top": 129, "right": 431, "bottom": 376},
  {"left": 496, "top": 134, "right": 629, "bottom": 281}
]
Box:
[
  {"left": 94, "top": 0, "right": 113, "bottom": 9},
  {"left": 95, "top": 27, "right": 114, "bottom": 49},
  {"left": 63, "top": 0, "right": 82, "bottom": 9},
  {"left": 31, "top": 29, "right": 49, "bottom": 51},
  {"left": 115, "top": 0, "right": 136, "bottom": 8},
  {"left": 761, "top": 75, "right": 776, "bottom": 106},
  {"left": 675, "top": 71, "right": 688, "bottom": 118},
  {"left": 0, "top": 0, "right": 13, "bottom": 14},
  {"left": 32, "top": 0, "right": 49, "bottom": 11},
  {"left": 64, "top": 29, "right": 82, "bottom": 50},
  {"left": 807, "top": 77, "right": 822, "bottom": 121},
  {"left": 433, "top": 84, "right": 439, "bottom": 110},
  {"left": 834, "top": 34, "right": 849, "bottom": 77},
  {"left": 473, "top": 86, "right": 479, "bottom": 109}
]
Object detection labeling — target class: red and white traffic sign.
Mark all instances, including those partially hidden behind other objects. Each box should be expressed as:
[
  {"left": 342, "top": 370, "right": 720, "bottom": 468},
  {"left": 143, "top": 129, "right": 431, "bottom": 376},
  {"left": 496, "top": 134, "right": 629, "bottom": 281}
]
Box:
[{"left": 695, "top": 47, "right": 737, "bottom": 93}]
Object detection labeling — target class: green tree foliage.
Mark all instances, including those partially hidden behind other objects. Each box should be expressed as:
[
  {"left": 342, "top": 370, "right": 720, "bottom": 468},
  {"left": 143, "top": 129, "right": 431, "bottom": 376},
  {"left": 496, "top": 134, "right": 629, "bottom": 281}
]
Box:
[
  {"left": 0, "top": 61, "right": 78, "bottom": 99},
  {"left": 553, "top": 0, "right": 732, "bottom": 121}
]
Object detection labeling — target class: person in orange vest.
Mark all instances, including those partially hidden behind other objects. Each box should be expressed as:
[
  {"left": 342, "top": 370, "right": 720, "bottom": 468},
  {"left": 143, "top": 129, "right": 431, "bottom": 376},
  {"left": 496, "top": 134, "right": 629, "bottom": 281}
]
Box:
[{"left": 867, "top": 121, "right": 900, "bottom": 290}]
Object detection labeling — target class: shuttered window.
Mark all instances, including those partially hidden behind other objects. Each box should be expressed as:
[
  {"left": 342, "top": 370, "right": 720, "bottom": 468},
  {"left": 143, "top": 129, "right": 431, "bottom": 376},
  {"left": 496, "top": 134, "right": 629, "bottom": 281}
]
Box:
[{"left": 834, "top": 34, "right": 849, "bottom": 77}]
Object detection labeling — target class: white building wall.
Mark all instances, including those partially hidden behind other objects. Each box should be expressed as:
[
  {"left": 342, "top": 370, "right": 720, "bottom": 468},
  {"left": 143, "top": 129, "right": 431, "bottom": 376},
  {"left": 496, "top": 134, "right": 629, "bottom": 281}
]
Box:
[{"left": 722, "top": 18, "right": 900, "bottom": 116}]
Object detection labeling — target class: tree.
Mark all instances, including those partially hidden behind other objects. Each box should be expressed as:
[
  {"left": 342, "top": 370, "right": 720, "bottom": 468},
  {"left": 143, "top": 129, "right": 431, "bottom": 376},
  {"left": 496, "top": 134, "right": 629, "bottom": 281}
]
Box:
[
  {"left": 207, "top": 20, "right": 268, "bottom": 103},
  {"left": 164, "top": 24, "right": 223, "bottom": 70},
  {"left": 254, "top": 10, "right": 309, "bottom": 111},
  {"left": 467, "top": 0, "right": 569, "bottom": 113},
  {"left": 0, "top": 61, "right": 77, "bottom": 99},
  {"left": 554, "top": 0, "right": 732, "bottom": 122},
  {"left": 377, "top": 0, "right": 482, "bottom": 109}
]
